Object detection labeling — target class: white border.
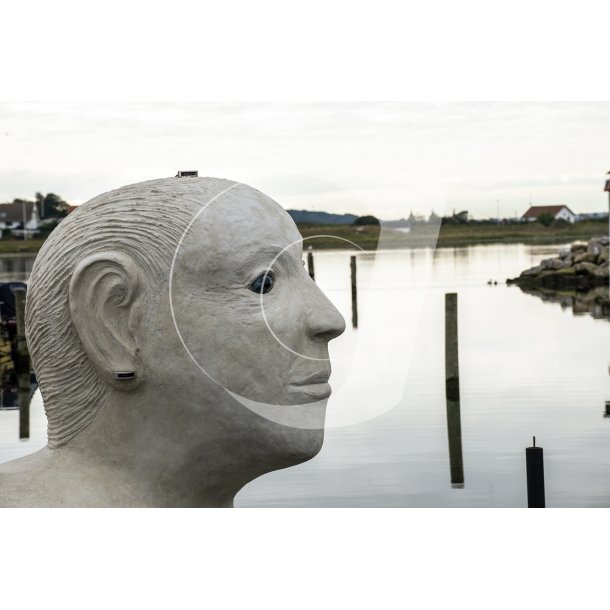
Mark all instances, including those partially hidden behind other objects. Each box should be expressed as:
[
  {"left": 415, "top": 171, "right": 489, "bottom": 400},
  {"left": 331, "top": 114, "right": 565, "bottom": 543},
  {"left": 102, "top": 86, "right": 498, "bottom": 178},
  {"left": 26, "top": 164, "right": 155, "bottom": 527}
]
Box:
[{"left": 3, "top": 0, "right": 609, "bottom": 606}]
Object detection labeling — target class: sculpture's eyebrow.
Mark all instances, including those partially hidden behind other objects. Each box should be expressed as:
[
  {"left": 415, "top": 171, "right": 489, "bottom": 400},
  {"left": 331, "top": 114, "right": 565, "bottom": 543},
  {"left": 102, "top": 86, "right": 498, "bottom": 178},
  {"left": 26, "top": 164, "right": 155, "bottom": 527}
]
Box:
[
  {"left": 246, "top": 244, "right": 296, "bottom": 260},
  {"left": 234, "top": 244, "right": 299, "bottom": 276}
]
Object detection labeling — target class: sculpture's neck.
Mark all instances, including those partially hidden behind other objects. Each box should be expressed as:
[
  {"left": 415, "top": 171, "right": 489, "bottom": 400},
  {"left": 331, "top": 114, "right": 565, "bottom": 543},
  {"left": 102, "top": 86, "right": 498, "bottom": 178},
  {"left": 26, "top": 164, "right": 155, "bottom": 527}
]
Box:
[
  {"left": 47, "top": 394, "right": 256, "bottom": 507},
  {"left": 46, "top": 441, "right": 243, "bottom": 507}
]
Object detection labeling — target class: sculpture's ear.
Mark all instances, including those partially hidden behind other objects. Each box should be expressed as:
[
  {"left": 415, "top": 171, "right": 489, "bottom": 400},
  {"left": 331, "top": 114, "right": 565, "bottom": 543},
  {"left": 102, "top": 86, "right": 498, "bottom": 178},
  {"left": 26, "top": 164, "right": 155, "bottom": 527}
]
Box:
[{"left": 69, "top": 251, "right": 146, "bottom": 391}]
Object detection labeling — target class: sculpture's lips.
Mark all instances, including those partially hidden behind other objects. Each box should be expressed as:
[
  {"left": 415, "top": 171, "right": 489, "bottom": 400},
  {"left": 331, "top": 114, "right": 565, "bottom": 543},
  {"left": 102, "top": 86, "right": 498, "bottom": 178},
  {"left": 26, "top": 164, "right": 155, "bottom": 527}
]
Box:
[
  {"left": 290, "top": 371, "right": 331, "bottom": 386},
  {"left": 288, "top": 382, "right": 332, "bottom": 400},
  {"left": 289, "top": 372, "right": 332, "bottom": 399}
]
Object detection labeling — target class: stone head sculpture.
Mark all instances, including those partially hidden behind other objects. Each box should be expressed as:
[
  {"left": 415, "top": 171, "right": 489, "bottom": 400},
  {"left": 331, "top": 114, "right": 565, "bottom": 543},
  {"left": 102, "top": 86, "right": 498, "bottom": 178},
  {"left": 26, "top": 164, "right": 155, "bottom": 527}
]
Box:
[{"left": 0, "top": 177, "right": 345, "bottom": 506}]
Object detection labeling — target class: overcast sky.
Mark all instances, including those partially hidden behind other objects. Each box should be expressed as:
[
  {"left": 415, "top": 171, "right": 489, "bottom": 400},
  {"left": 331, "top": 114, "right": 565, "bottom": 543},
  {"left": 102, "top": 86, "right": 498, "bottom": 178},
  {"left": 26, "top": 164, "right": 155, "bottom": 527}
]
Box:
[{"left": 1, "top": 102, "right": 609, "bottom": 220}]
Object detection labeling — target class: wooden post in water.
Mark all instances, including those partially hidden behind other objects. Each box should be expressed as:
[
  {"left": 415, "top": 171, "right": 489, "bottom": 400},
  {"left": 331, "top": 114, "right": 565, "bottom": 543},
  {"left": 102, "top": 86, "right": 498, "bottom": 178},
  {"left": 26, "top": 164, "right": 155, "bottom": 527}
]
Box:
[
  {"left": 14, "top": 287, "right": 30, "bottom": 439},
  {"left": 307, "top": 251, "right": 315, "bottom": 281},
  {"left": 350, "top": 255, "right": 358, "bottom": 329},
  {"left": 445, "top": 293, "right": 459, "bottom": 388},
  {"left": 445, "top": 292, "right": 464, "bottom": 487},
  {"left": 526, "top": 436, "right": 545, "bottom": 508}
]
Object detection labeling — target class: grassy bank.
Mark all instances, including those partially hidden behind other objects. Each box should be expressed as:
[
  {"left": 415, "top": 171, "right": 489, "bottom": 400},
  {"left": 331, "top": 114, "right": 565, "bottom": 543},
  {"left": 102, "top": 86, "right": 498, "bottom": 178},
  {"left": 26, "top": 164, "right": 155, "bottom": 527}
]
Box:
[
  {"left": 0, "top": 238, "right": 46, "bottom": 254},
  {"left": 0, "top": 221, "right": 606, "bottom": 255},
  {"left": 298, "top": 220, "right": 608, "bottom": 250}
]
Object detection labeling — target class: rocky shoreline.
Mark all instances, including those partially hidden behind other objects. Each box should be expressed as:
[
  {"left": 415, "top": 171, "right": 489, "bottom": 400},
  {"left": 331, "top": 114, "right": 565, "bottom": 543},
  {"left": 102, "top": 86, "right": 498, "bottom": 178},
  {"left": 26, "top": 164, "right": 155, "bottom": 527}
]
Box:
[{"left": 506, "top": 236, "right": 609, "bottom": 289}]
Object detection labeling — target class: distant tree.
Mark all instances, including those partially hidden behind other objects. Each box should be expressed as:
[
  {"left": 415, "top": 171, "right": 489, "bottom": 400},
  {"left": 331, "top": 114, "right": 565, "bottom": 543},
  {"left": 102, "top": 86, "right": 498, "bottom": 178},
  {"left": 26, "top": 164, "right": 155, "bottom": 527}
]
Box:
[
  {"left": 354, "top": 215, "right": 380, "bottom": 226},
  {"left": 9, "top": 193, "right": 69, "bottom": 219},
  {"left": 41, "top": 193, "right": 68, "bottom": 218},
  {"left": 454, "top": 210, "right": 469, "bottom": 224},
  {"left": 37, "top": 219, "right": 61, "bottom": 236},
  {"left": 537, "top": 213, "right": 554, "bottom": 227},
  {"left": 428, "top": 210, "right": 440, "bottom": 223}
]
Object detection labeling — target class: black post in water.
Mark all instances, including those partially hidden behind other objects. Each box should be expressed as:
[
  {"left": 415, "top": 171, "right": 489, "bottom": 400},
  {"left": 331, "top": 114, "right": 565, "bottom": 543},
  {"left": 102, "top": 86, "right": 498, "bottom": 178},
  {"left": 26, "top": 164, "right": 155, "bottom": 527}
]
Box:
[
  {"left": 526, "top": 436, "right": 545, "bottom": 508},
  {"left": 445, "top": 293, "right": 464, "bottom": 488},
  {"left": 604, "top": 401, "right": 610, "bottom": 418},
  {"left": 14, "top": 287, "right": 30, "bottom": 439},
  {"left": 350, "top": 255, "right": 358, "bottom": 329},
  {"left": 307, "top": 251, "right": 315, "bottom": 281},
  {"left": 445, "top": 293, "right": 459, "bottom": 389}
]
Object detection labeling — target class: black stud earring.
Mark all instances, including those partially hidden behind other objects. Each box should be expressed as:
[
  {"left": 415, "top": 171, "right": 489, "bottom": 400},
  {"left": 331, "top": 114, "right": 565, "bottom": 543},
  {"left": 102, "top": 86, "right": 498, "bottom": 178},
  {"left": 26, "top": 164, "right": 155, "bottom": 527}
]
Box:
[{"left": 113, "top": 371, "right": 136, "bottom": 380}]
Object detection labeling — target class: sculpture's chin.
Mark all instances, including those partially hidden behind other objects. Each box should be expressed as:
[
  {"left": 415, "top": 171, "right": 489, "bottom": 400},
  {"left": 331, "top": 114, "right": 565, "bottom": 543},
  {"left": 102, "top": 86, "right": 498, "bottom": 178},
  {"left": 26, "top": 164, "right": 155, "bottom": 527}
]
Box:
[
  {"left": 297, "top": 426, "right": 325, "bottom": 458},
  {"left": 272, "top": 426, "right": 326, "bottom": 470}
]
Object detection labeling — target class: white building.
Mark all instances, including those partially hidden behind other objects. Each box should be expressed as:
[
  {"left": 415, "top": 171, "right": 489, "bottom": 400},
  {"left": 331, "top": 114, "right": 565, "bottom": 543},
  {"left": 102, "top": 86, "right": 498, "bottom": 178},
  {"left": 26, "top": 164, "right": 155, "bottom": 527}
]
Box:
[
  {"left": 521, "top": 205, "right": 577, "bottom": 223},
  {"left": 0, "top": 201, "right": 42, "bottom": 235}
]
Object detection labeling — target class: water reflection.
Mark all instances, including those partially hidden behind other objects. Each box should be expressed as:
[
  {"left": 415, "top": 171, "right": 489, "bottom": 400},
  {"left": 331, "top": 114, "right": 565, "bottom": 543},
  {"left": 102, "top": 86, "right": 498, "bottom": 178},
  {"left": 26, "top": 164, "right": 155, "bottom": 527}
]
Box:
[
  {"left": 3, "top": 245, "right": 610, "bottom": 507},
  {"left": 237, "top": 243, "right": 610, "bottom": 507},
  {"left": 513, "top": 284, "right": 610, "bottom": 322},
  {"left": 0, "top": 256, "right": 36, "bottom": 283},
  {"left": 0, "top": 336, "right": 18, "bottom": 409},
  {"left": 0, "top": 280, "right": 37, "bottom": 440},
  {"left": 446, "top": 390, "right": 465, "bottom": 488}
]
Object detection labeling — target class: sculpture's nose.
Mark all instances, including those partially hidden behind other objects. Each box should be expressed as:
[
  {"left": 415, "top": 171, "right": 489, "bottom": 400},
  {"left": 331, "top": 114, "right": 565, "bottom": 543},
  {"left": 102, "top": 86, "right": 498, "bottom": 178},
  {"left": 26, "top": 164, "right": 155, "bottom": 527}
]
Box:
[{"left": 304, "top": 282, "right": 346, "bottom": 342}]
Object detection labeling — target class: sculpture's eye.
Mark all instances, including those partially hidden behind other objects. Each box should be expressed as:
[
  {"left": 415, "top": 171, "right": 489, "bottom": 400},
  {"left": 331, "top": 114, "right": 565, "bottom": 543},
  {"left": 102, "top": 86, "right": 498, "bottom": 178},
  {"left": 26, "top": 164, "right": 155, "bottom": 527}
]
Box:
[{"left": 249, "top": 272, "right": 275, "bottom": 294}]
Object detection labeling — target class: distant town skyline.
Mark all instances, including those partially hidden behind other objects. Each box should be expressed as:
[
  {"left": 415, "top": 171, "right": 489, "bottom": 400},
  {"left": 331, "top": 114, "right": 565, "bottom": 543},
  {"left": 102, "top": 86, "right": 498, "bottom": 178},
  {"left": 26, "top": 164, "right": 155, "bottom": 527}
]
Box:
[{"left": 1, "top": 102, "right": 609, "bottom": 220}]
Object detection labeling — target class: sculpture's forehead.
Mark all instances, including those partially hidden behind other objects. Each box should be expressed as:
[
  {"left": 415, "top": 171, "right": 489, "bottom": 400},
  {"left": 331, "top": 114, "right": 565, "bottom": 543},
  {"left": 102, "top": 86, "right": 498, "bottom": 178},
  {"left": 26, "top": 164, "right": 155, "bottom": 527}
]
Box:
[
  {"left": 179, "top": 183, "right": 302, "bottom": 271},
  {"left": 196, "top": 184, "right": 298, "bottom": 239}
]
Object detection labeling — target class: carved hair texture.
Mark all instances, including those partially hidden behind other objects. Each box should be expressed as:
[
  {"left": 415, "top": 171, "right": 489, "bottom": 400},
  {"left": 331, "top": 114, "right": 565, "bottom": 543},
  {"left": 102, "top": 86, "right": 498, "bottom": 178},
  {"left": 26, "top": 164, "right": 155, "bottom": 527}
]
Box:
[{"left": 25, "top": 177, "right": 235, "bottom": 447}]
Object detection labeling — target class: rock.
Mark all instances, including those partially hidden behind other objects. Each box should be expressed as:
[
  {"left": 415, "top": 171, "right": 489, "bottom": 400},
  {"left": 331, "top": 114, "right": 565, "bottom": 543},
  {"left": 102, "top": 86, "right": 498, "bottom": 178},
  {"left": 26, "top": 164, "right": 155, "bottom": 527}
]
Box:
[
  {"left": 591, "top": 235, "right": 610, "bottom": 246},
  {"left": 571, "top": 242, "right": 587, "bottom": 253},
  {"left": 574, "top": 261, "right": 600, "bottom": 276},
  {"left": 555, "top": 266, "right": 577, "bottom": 276},
  {"left": 588, "top": 241, "right": 603, "bottom": 257},
  {"left": 594, "top": 260, "right": 610, "bottom": 278},
  {"left": 521, "top": 264, "right": 543, "bottom": 277},
  {"left": 542, "top": 258, "right": 570, "bottom": 270},
  {"left": 507, "top": 239, "right": 610, "bottom": 289},
  {"left": 574, "top": 252, "right": 598, "bottom": 265}
]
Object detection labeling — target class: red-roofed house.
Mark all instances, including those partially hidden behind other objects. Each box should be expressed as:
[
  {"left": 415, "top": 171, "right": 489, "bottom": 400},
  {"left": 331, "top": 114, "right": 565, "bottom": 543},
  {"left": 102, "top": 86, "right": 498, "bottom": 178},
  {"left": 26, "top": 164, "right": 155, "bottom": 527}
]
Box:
[{"left": 522, "top": 205, "right": 577, "bottom": 223}]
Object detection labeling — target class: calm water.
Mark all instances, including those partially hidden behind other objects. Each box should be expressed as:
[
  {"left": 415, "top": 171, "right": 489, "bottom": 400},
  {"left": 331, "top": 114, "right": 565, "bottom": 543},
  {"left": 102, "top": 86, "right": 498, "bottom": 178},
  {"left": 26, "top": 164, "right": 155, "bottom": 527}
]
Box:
[{"left": 1, "top": 246, "right": 609, "bottom": 507}]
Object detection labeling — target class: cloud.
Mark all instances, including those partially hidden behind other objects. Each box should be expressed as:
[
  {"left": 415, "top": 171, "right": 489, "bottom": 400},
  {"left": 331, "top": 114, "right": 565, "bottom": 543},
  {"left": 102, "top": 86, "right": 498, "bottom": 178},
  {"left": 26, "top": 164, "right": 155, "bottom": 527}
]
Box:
[{"left": 1, "top": 102, "right": 609, "bottom": 218}]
